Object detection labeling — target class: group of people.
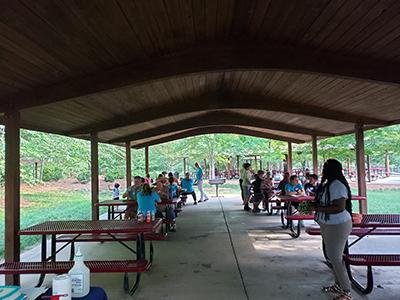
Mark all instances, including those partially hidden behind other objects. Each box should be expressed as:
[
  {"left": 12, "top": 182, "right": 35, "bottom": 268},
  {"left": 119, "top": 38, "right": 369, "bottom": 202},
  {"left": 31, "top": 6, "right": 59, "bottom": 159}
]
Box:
[
  {"left": 240, "top": 159, "right": 354, "bottom": 300},
  {"left": 109, "top": 162, "right": 209, "bottom": 221},
  {"left": 240, "top": 163, "right": 320, "bottom": 213}
]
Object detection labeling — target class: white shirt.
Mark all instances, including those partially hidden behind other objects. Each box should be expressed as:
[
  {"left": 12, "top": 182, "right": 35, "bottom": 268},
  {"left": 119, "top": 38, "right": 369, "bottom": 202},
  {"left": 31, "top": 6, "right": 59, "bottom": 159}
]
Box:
[
  {"left": 316, "top": 179, "right": 351, "bottom": 225},
  {"left": 112, "top": 187, "right": 120, "bottom": 199}
]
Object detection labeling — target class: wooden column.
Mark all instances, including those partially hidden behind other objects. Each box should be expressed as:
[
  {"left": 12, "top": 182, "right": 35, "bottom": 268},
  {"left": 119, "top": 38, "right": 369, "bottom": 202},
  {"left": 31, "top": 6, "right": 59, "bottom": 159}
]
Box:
[
  {"left": 347, "top": 157, "right": 351, "bottom": 176},
  {"left": 4, "top": 111, "right": 21, "bottom": 285},
  {"left": 254, "top": 156, "right": 258, "bottom": 171},
  {"left": 312, "top": 136, "right": 318, "bottom": 175},
  {"left": 145, "top": 146, "right": 149, "bottom": 175},
  {"left": 287, "top": 142, "right": 293, "bottom": 174},
  {"left": 236, "top": 155, "right": 240, "bottom": 175},
  {"left": 385, "top": 152, "right": 390, "bottom": 176},
  {"left": 125, "top": 141, "right": 132, "bottom": 189},
  {"left": 355, "top": 124, "right": 367, "bottom": 213},
  {"left": 91, "top": 133, "right": 99, "bottom": 220}
]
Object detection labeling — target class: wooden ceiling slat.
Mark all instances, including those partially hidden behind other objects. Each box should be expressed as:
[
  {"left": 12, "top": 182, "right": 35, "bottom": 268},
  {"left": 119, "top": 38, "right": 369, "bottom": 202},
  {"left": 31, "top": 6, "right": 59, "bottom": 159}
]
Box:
[
  {"left": 318, "top": 0, "right": 379, "bottom": 49},
  {"left": 342, "top": 1, "right": 400, "bottom": 57},
  {"left": 205, "top": 0, "right": 218, "bottom": 38},
  {"left": 192, "top": 0, "right": 207, "bottom": 40},
  {"left": 329, "top": 0, "right": 396, "bottom": 52},
  {"left": 301, "top": 0, "right": 347, "bottom": 45},
  {"left": 216, "top": 0, "right": 235, "bottom": 37}
]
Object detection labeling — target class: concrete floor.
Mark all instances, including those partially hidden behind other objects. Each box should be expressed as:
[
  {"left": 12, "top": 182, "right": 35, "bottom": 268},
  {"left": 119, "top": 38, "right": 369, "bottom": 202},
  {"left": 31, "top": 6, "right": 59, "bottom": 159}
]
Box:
[{"left": 2, "top": 196, "right": 400, "bottom": 299}]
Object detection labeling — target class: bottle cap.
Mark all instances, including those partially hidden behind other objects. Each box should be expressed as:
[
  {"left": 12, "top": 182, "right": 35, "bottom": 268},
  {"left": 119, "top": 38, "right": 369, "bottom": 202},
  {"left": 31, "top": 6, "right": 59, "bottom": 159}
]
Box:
[{"left": 75, "top": 246, "right": 82, "bottom": 257}]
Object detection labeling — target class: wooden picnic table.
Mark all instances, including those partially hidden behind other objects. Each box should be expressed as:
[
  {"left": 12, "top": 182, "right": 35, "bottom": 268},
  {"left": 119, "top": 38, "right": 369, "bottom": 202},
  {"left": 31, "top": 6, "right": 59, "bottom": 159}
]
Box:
[
  {"left": 95, "top": 200, "right": 136, "bottom": 220},
  {"left": 17, "top": 219, "right": 162, "bottom": 290}
]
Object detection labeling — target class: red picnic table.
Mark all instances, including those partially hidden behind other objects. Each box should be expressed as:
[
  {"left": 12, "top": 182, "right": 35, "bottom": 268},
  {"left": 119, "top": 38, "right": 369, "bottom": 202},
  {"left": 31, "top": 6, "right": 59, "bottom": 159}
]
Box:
[
  {"left": 277, "top": 195, "right": 367, "bottom": 238},
  {"left": 1, "top": 219, "right": 162, "bottom": 295},
  {"left": 345, "top": 214, "right": 400, "bottom": 294},
  {"left": 95, "top": 200, "right": 136, "bottom": 220}
]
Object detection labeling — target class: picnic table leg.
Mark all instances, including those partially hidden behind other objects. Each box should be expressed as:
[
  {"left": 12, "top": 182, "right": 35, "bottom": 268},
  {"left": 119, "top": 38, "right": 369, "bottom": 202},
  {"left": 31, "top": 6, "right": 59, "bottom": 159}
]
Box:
[
  {"left": 36, "top": 235, "right": 47, "bottom": 287},
  {"left": 124, "top": 233, "right": 145, "bottom": 295},
  {"left": 281, "top": 202, "right": 290, "bottom": 229},
  {"left": 51, "top": 234, "right": 56, "bottom": 260}
]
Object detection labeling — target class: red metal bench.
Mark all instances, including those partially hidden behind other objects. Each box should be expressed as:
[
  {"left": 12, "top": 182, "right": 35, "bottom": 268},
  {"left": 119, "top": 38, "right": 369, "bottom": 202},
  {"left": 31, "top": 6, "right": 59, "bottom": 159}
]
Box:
[
  {"left": 285, "top": 214, "right": 315, "bottom": 238},
  {"left": 344, "top": 254, "right": 400, "bottom": 294},
  {"left": 0, "top": 259, "right": 151, "bottom": 295}
]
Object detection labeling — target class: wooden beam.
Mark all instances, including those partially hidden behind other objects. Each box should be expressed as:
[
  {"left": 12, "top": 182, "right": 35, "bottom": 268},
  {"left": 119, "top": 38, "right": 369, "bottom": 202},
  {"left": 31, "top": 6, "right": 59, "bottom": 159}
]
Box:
[
  {"left": 355, "top": 124, "right": 367, "bottom": 213},
  {"left": 68, "top": 91, "right": 387, "bottom": 136},
  {"left": 145, "top": 146, "right": 149, "bottom": 175},
  {"left": 312, "top": 135, "right": 318, "bottom": 174},
  {"left": 125, "top": 141, "right": 132, "bottom": 189},
  {"left": 132, "top": 126, "right": 305, "bottom": 149},
  {"left": 4, "top": 110, "right": 20, "bottom": 285},
  {"left": 109, "top": 111, "right": 332, "bottom": 144},
  {"left": 91, "top": 133, "right": 99, "bottom": 220},
  {"left": 287, "top": 142, "right": 293, "bottom": 174},
  {"left": 3, "top": 42, "right": 400, "bottom": 113}
]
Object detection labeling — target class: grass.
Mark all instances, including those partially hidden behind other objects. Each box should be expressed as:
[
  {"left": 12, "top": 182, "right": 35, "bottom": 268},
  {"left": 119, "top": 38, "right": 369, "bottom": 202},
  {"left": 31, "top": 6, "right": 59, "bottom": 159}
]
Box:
[{"left": 0, "top": 185, "right": 399, "bottom": 258}]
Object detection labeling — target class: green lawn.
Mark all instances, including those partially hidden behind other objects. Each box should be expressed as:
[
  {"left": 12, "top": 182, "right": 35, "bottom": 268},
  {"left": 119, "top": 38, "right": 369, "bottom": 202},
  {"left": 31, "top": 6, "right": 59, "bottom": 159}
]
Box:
[{"left": 0, "top": 186, "right": 399, "bottom": 257}]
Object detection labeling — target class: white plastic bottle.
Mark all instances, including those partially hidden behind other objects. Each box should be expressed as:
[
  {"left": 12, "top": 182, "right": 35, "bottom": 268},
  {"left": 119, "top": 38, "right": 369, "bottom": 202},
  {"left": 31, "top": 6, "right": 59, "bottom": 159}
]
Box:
[{"left": 68, "top": 246, "right": 90, "bottom": 298}]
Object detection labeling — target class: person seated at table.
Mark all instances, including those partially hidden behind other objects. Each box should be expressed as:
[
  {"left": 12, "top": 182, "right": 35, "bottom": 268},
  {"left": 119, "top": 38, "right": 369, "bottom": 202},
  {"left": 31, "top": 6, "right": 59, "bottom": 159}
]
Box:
[
  {"left": 180, "top": 172, "right": 197, "bottom": 204},
  {"left": 309, "top": 159, "right": 352, "bottom": 300},
  {"left": 304, "top": 174, "right": 319, "bottom": 196},
  {"left": 285, "top": 175, "right": 305, "bottom": 210},
  {"left": 137, "top": 183, "right": 161, "bottom": 217},
  {"left": 144, "top": 173, "right": 153, "bottom": 184},
  {"left": 154, "top": 180, "right": 169, "bottom": 199},
  {"left": 251, "top": 170, "right": 265, "bottom": 213},
  {"left": 108, "top": 182, "right": 120, "bottom": 200},
  {"left": 167, "top": 176, "right": 179, "bottom": 199},
  {"left": 277, "top": 172, "right": 290, "bottom": 195},
  {"left": 168, "top": 172, "right": 180, "bottom": 184},
  {"left": 261, "top": 171, "right": 274, "bottom": 211},
  {"left": 122, "top": 176, "right": 142, "bottom": 219}
]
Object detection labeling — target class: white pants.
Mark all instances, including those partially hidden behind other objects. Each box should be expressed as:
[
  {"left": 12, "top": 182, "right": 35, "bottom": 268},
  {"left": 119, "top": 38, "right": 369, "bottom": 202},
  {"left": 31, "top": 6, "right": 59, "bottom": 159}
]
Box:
[{"left": 197, "top": 180, "right": 208, "bottom": 201}]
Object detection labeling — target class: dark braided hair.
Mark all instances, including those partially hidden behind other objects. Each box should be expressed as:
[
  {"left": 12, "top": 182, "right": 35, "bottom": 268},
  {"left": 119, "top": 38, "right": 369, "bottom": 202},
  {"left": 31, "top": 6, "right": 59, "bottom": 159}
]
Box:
[{"left": 315, "top": 159, "right": 352, "bottom": 221}]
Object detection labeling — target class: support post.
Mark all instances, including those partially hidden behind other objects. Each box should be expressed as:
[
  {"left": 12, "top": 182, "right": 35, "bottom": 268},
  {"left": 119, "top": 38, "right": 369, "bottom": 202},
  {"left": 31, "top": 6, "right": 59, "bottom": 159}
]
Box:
[
  {"left": 385, "top": 152, "right": 390, "bottom": 177},
  {"left": 312, "top": 136, "right": 318, "bottom": 175},
  {"left": 355, "top": 124, "right": 367, "bottom": 213},
  {"left": 287, "top": 142, "right": 293, "bottom": 174},
  {"left": 4, "top": 111, "right": 21, "bottom": 285},
  {"left": 254, "top": 156, "right": 258, "bottom": 171},
  {"left": 91, "top": 133, "right": 99, "bottom": 220},
  {"left": 125, "top": 141, "right": 132, "bottom": 189},
  {"left": 347, "top": 157, "right": 351, "bottom": 176},
  {"left": 145, "top": 146, "right": 149, "bottom": 175},
  {"left": 236, "top": 155, "right": 240, "bottom": 176},
  {"left": 204, "top": 159, "right": 207, "bottom": 178}
]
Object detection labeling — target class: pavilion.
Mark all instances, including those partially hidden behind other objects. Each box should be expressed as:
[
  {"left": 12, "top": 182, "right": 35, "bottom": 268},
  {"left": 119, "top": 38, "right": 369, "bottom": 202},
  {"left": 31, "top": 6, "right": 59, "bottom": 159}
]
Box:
[{"left": 1, "top": 0, "right": 400, "bottom": 286}]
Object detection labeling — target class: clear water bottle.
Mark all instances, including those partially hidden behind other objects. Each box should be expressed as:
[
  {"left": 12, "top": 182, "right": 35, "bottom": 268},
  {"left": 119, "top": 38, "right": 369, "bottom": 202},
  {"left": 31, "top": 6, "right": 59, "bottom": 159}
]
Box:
[{"left": 151, "top": 211, "right": 155, "bottom": 222}]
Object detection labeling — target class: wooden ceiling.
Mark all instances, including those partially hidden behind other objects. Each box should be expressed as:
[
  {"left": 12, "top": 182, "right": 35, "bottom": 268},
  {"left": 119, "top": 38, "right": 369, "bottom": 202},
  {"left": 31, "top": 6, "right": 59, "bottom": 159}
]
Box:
[{"left": 1, "top": 0, "right": 400, "bottom": 147}]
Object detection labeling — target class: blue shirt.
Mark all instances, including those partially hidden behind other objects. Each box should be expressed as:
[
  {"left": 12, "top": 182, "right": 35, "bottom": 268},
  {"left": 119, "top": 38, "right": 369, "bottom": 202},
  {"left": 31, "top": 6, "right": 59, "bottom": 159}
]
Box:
[
  {"left": 195, "top": 167, "right": 203, "bottom": 181},
  {"left": 285, "top": 183, "right": 304, "bottom": 193},
  {"left": 168, "top": 183, "right": 179, "bottom": 199},
  {"left": 181, "top": 178, "right": 194, "bottom": 193},
  {"left": 137, "top": 191, "right": 160, "bottom": 214}
]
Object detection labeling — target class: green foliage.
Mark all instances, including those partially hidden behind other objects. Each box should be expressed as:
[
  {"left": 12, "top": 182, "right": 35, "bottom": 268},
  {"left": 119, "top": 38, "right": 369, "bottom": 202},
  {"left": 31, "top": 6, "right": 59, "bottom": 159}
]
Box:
[
  {"left": 42, "top": 164, "right": 64, "bottom": 182},
  {"left": 76, "top": 171, "right": 91, "bottom": 183}
]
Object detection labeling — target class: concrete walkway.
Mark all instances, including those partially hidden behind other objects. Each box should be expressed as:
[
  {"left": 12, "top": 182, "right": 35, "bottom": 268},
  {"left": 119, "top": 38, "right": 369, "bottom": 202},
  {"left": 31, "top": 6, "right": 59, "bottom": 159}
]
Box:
[{"left": 2, "top": 196, "right": 400, "bottom": 299}]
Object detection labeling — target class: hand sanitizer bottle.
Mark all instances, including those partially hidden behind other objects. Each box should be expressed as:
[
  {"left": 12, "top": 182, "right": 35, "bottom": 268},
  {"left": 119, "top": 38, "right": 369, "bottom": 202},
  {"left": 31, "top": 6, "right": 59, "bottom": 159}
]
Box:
[{"left": 68, "top": 246, "right": 90, "bottom": 297}]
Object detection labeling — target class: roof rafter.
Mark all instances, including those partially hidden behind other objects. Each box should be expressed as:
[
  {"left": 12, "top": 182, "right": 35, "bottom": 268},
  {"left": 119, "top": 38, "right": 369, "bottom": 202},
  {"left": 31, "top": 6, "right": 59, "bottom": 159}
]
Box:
[
  {"left": 68, "top": 91, "right": 387, "bottom": 136},
  {"left": 109, "top": 110, "right": 333, "bottom": 144},
  {"left": 131, "top": 125, "right": 306, "bottom": 148},
  {"left": 2, "top": 42, "right": 400, "bottom": 113}
]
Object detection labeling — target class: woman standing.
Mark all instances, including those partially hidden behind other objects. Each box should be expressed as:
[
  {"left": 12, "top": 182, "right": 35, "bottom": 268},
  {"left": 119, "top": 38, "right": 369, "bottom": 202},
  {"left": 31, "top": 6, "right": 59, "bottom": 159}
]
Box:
[
  {"left": 241, "top": 163, "right": 254, "bottom": 211},
  {"left": 310, "top": 159, "right": 353, "bottom": 300}
]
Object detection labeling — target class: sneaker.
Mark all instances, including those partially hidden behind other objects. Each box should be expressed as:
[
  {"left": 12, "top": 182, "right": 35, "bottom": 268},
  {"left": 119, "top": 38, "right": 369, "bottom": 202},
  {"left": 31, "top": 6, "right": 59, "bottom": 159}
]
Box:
[
  {"left": 333, "top": 291, "right": 352, "bottom": 300},
  {"left": 198, "top": 200, "right": 203, "bottom": 203},
  {"left": 244, "top": 205, "right": 251, "bottom": 211},
  {"left": 252, "top": 208, "right": 261, "bottom": 213},
  {"left": 204, "top": 198, "right": 209, "bottom": 202},
  {"left": 193, "top": 201, "right": 197, "bottom": 205},
  {"left": 321, "top": 283, "right": 341, "bottom": 294}
]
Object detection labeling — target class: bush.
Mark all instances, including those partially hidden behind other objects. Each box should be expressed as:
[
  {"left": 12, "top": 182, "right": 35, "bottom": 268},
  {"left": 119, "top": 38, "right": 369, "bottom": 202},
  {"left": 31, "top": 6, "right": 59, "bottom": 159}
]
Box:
[
  {"left": 104, "top": 169, "right": 124, "bottom": 182},
  {"left": 76, "top": 171, "right": 91, "bottom": 184},
  {"left": 42, "top": 164, "right": 64, "bottom": 182}
]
